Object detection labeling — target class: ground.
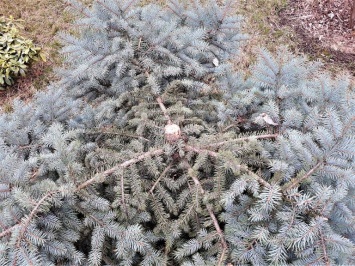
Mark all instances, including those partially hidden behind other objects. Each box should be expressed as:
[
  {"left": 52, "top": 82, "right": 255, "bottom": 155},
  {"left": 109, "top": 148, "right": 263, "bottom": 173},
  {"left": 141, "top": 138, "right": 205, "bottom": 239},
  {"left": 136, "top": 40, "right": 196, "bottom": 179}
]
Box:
[
  {"left": 0, "top": 0, "right": 73, "bottom": 109},
  {"left": 280, "top": 0, "right": 355, "bottom": 74},
  {"left": 0, "top": 0, "right": 354, "bottom": 111}
]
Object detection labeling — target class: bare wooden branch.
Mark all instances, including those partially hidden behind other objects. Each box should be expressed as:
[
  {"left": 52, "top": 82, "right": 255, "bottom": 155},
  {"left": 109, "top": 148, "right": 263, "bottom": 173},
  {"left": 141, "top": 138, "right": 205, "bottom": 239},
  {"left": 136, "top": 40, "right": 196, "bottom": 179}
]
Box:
[
  {"left": 122, "top": 0, "right": 138, "bottom": 13},
  {"left": 84, "top": 129, "right": 150, "bottom": 142},
  {"left": 1, "top": 191, "right": 56, "bottom": 240},
  {"left": 319, "top": 228, "right": 331, "bottom": 266},
  {"left": 18, "top": 191, "right": 56, "bottom": 245},
  {"left": 156, "top": 96, "right": 172, "bottom": 124},
  {"left": 187, "top": 167, "right": 205, "bottom": 195},
  {"left": 66, "top": 1, "right": 90, "bottom": 18},
  {"left": 185, "top": 145, "right": 218, "bottom": 157},
  {"left": 241, "top": 166, "right": 271, "bottom": 188},
  {"left": 76, "top": 149, "right": 164, "bottom": 191},
  {"left": 96, "top": 0, "right": 120, "bottom": 16},
  {"left": 150, "top": 162, "right": 173, "bottom": 194},
  {"left": 0, "top": 225, "right": 17, "bottom": 238},
  {"left": 282, "top": 161, "right": 323, "bottom": 192},
  {"left": 206, "top": 204, "right": 228, "bottom": 266},
  {"left": 206, "top": 133, "right": 278, "bottom": 148},
  {"left": 120, "top": 172, "right": 128, "bottom": 217}
]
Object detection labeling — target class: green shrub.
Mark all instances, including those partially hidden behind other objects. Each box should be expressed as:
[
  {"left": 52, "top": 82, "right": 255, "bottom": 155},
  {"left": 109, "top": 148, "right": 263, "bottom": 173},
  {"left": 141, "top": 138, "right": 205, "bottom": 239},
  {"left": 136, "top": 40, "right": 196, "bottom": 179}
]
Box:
[{"left": 0, "top": 16, "right": 45, "bottom": 89}]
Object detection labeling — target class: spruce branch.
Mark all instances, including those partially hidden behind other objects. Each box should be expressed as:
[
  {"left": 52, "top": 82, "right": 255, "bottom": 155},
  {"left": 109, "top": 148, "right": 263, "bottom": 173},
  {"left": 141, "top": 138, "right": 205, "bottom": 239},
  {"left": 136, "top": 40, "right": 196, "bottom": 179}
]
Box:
[
  {"left": 319, "top": 228, "right": 331, "bottom": 266},
  {"left": 241, "top": 167, "right": 271, "bottom": 188},
  {"left": 76, "top": 149, "right": 164, "bottom": 191},
  {"left": 76, "top": 206, "right": 105, "bottom": 227},
  {"left": 96, "top": 0, "right": 120, "bottom": 16},
  {"left": 185, "top": 145, "right": 218, "bottom": 157},
  {"left": 205, "top": 133, "right": 278, "bottom": 148},
  {"left": 341, "top": 115, "right": 355, "bottom": 136},
  {"left": 187, "top": 166, "right": 205, "bottom": 195},
  {"left": 0, "top": 187, "right": 11, "bottom": 193},
  {"left": 157, "top": 96, "right": 172, "bottom": 124},
  {"left": 220, "top": 0, "right": 234, "bottom": 22},
  {"left": 84, "top": 129, "right": 150, "bottom": 142},
  {"left": 13, "top": 191, "right": 56, "bottom": 247},
  {"left": 185, "top": 145, "right": 271, "bottom": 188},
  {"left": 122, "top": 0, "right": 138, "bottom": 13},
  {"left": 150, "top": 162, "right": 174, "bottom": 194},
  {"left": 206, "top": 204, "right": 228, "bottom": 266},
  {"left": 0, "top": 225, "right": 17, "bottom": 238},
  {"left": 0, "top": 191, "right": 56, "bottom": 240},
  {"left": 167, "top": 0, "right": 199, "bottom": 23},
  {"left": 66, "top": 1, "right": 90, "bottom": 18},
  {"left": 186, "top": 163, "right": 227, "bottom": 264},
  {"left": 120, "top": 172, "right": 128, "bottom": 217},
  {"left": 282, "top": 161, "right": 323, "bottom": 192}
]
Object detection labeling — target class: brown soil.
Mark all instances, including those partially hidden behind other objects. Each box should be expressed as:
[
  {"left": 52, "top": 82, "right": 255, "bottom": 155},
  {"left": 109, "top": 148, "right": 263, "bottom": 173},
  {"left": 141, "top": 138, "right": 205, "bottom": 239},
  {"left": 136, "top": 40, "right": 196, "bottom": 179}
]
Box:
[
  {"left": 0, "top": 61, "right": 50, "bottom": 109},
  {"left": 279, "top": 0, "right": 355, "bottom": 75}
]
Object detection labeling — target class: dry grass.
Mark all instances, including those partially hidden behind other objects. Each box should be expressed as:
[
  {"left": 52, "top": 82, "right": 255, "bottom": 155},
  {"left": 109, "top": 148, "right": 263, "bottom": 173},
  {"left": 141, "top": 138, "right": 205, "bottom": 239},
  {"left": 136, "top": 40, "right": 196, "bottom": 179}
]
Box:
[
  {"left": 0, "top": 0, "right": 91, "bottom": 108},
  {"left": 0, "top": 0, "right": 73, "bottom": 106},
  {"left": 233, "top": 0, "right": 298, "bottom": 71}
]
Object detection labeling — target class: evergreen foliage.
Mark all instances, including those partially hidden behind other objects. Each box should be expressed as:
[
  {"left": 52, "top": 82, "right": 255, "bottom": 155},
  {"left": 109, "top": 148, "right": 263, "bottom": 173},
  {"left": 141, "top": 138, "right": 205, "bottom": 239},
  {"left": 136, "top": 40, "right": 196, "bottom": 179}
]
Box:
[{"left": 0, "top": 0, "right": 354, "bottom": 265}]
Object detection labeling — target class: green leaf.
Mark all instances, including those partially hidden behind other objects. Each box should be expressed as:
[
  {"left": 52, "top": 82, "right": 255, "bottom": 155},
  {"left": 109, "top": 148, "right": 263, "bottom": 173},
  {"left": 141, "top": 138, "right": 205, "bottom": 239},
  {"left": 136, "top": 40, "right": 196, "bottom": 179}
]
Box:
[
  {"left": 4, "top": 76, "right": 12, "bottom": 85},
  {"left": 39, "top": 52, "right": 46, "bottom": 62},
  {"left": 19, "top": 68, "right": 26, "bottom": 77}
]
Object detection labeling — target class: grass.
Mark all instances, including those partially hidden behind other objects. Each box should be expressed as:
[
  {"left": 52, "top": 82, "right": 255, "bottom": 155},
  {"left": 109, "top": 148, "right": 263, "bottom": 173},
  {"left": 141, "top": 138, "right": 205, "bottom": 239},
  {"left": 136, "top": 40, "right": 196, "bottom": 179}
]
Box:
[
  {"left": 0, "top": 0, "right": 352, "bottom": 109},
  {"left": 235, "top": 0, "right": 298, "bottom": 70}
]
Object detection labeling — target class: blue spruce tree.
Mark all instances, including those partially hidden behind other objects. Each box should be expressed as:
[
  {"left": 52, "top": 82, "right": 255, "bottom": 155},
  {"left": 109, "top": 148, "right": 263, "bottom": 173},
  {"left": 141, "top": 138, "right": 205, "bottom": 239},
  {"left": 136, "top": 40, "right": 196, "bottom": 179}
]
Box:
[{"left": 0, "top": 0, "right": 354, "bottom": 265}]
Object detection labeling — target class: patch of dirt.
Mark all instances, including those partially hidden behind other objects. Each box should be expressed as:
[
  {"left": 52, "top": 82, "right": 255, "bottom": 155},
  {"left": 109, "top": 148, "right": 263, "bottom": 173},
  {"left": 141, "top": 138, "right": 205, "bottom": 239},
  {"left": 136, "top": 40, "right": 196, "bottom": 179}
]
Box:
[
  {"left": 279, "top": 0, "right": 355, "bottom": 75},
  {"left": 0, "top": 61, "right": 53, "bottom": 109}
]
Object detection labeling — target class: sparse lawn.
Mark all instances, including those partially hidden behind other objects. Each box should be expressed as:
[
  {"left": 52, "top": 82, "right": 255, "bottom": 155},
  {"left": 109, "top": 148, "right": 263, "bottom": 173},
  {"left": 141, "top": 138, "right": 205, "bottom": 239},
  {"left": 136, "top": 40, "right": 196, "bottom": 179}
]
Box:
[
  {"left": 0, "top": 0, "right": 352, "bottom": 110},
  {"left": 0, "top": 0, "right": 71, "bottom": 108},
  {"left": 234, "top": 0, "right": 297, "bottom": 72},
  {"left": 0, "top": 0, "right": 90, "bottom": 108}
]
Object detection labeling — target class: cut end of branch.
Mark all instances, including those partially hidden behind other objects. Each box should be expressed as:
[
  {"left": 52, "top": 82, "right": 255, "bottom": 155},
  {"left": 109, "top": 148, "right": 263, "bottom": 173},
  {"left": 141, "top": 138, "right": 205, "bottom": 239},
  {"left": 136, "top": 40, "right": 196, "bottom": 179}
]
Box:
[{"left": 165, "top": 123, "right": 181, "bottom": 143}]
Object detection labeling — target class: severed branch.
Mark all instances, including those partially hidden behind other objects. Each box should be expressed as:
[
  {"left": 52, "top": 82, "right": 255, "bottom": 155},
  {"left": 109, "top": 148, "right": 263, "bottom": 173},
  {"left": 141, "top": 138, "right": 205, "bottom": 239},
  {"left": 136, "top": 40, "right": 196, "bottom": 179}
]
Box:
[
  {"left": 282, "top": 161, "right": 323, "bottom": 192},
  {"left": 76, "top": 149, "right": 164, "bottom": 191},
  {"left": 156, "top": 96, "right": 172, "bottom": 124}
]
